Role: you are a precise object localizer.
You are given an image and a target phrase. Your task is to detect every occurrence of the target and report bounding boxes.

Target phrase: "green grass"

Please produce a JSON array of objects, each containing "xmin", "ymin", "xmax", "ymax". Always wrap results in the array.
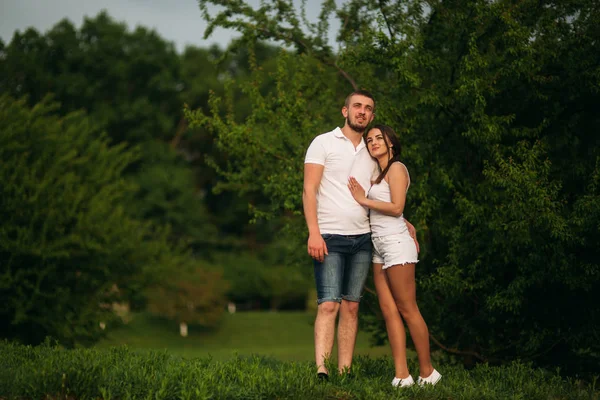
[
  {"xmin": 4, "ymin": 311, "xmax": 592, "ymax": 399},
  {"xmin": 96, "ymin": 311, "xmax": 392, "ymax": 361},
  {"xmin": 2, "ymin": 341, "xmax": 597, "ymax": 400}
]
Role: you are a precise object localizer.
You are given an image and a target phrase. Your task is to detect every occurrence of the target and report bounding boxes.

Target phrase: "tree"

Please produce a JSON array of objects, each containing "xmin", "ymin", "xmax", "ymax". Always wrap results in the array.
[
  {"xmin": 0, "ymin": 12, "xmax": 218, "ymax": 251},
  {"xmin": 191, "ymin": 0, "xmax": 600, "ymax": 374},
  {"xmin": 0, "ymin": 12, "xmax": 182, "ymax": 144},
  {"xmin": 179, "ymin": 41, "xmax": 282, "ymax": 244},
  {"xmin": 0, "ymin": 95, "xmax": 226, "ymax": 345},
  {"xmin": 180, "ymin": 40, "xmax": 318, "ymax": 308},
  {"xmin": 1, "ymin": 12, "xmax": 313, "ymax": 318}
]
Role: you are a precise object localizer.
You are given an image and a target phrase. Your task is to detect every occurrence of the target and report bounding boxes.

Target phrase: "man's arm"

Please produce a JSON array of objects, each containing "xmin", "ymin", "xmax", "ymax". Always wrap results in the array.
[
  {"xmin": 404, "ymin": 219, "xmax": 420, "ymax": 254},
  {"xmin": 303, "ymin": 163, "xmax": 328, "ymax": 262}
]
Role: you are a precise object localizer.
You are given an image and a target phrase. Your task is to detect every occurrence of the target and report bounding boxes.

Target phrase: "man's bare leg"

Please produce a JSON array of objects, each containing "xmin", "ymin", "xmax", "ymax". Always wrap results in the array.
[
  {"xmin": 315, "ymin": 301, "xmax": 340, "ymax": 374},
  {"xmin": 337, "ymin": 299, "xmax": 359, "ymax": 373}
]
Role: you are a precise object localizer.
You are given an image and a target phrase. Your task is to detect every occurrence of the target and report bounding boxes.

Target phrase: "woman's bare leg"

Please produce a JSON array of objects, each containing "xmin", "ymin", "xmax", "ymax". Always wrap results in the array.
[
  {"xmin": 373, "ymin": 263, "xmax": 410, "ymax": 379},
  {"xmin": 386, "ymin": 263, "xmax": 433, "ymax": 377}
]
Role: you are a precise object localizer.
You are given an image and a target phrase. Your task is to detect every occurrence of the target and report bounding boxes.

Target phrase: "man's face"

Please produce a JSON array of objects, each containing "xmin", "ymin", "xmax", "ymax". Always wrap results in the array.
[{"xmin": 342, "ymin": 95, "xmax": 375, "ymax": 133}]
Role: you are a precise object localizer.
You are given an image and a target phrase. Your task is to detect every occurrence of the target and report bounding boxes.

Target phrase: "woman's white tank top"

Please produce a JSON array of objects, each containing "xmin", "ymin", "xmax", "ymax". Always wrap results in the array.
[{"xmin": 367, "ymin": 162, "xmax": 410, "ymax": 237}]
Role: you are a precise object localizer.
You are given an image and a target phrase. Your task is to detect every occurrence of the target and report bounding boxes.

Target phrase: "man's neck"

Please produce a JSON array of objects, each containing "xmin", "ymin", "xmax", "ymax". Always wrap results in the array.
[{"xmin": 341, "ymin": 125, "xmax": 364, "ymax": 147}]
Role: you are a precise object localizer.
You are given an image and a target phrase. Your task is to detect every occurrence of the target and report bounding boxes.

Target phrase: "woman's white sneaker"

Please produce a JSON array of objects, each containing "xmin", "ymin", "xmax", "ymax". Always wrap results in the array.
[
  {"xmin": 417, "ymin": 369, "xmax": 442, "ymax": 386},
  {"xmin": 391, "ymin": 375, "xmax": 415, "ymax": 387}
]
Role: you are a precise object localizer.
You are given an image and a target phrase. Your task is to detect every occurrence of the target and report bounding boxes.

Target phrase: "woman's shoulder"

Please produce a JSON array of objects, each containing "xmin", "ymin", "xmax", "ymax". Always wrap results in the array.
[
  {"xmin": 388, "ymin": 161, "xmax": 409, "ymax": 176},
  {"xmin": 384, "ymin": 161, "xmax": 409, "ymax": 184}
]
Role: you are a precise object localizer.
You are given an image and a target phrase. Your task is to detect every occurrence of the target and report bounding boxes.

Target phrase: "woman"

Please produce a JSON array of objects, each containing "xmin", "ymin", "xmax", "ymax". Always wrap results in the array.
[{"xmin": 347, "ymin": 124, "xmax": 441, "ymax": 387}]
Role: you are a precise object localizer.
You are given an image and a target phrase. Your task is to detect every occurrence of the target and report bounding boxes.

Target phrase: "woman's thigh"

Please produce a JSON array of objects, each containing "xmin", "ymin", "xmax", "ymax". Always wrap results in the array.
[
  {"xmin": 373, "ymin": 263, "xmax": 398, "ymax": 312},
  {"xmin": 385, "ymin": 263, "xmax": 417, "ymax": 306}
]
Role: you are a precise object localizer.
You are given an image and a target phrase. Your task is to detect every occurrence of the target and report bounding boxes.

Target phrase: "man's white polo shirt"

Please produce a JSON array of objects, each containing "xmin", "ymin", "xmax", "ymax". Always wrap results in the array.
[{"xmin": 305, "ymin": 127, "xmax": 378, "ymax": 235}]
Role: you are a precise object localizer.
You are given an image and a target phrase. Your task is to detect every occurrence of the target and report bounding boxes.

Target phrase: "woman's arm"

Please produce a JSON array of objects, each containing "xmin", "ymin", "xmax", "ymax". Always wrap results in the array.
[{"xmin": 348, "ymin": 162, "xmax": 408, "ymax": 217}]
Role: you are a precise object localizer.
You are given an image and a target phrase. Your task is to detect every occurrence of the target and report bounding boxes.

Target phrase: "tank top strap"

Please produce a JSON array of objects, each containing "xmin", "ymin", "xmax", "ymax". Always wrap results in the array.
[{"xmin": 390, "ymin": 161, "xmax": 410, "ymax": 190}]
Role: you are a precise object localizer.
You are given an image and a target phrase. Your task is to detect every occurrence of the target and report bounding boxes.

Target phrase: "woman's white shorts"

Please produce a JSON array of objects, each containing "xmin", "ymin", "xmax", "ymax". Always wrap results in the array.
[{"xmin": 372, "ymin": 233, "xmax": 419, "ymax": 269}]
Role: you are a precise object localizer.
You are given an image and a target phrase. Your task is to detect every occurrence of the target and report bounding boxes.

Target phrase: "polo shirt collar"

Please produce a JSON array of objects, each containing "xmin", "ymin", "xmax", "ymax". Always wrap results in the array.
[
  {"xmin": 335, "ymin": 127, "xmax": 367, "ymax": 152},
  {"xmin": 333, "ymin": 127, "xmax": 345, "ymax": 138}
]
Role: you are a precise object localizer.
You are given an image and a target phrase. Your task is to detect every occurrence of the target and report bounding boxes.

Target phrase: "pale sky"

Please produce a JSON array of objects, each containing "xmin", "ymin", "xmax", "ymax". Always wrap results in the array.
[{"xmin": 0, "ymin": 0, "xmax": 339, "ymax": 53}]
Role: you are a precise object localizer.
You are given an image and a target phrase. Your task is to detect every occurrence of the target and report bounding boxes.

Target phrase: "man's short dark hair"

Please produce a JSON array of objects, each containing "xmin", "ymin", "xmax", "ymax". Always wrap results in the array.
[{"xmin": 344, "ymin": 90, "xmax": 376, "ymax": 113}]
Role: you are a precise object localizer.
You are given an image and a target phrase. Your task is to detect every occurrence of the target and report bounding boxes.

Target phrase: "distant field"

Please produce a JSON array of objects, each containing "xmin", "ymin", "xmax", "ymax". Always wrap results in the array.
[{"xmin": 96, "ymin": 311, "xmax": 393, "ymax": 362}]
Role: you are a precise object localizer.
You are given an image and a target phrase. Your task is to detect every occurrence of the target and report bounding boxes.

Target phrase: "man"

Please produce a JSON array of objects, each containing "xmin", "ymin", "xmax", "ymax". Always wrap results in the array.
[{"xmin": 303, "ymin": 90, "xmax": 417, "ymax": 378}]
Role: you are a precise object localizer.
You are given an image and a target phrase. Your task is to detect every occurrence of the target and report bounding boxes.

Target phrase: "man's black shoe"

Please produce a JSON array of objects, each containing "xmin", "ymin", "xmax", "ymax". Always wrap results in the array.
[{"xmin": 317, "ymin": 372, "xmax": 329, "ymax": 381}]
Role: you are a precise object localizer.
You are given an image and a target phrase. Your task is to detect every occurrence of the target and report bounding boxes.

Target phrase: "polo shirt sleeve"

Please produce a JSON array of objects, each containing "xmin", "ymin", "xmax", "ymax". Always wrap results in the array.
[
  {"xmin": 370, "ymin": 162, "xmax": 380, "ymax": 182},
  {"xmin": 304, "ymin": 135, "xmax": 326, "ymax": 165}
]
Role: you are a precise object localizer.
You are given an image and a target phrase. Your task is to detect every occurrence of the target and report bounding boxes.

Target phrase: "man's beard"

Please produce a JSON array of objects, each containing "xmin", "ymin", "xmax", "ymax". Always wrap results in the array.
[{"xmin": 347, "ymin": 116, "xmax": 368, "ymax": 133}]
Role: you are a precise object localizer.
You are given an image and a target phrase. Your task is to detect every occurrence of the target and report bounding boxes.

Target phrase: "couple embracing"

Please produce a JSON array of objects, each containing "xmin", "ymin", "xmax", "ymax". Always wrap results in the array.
[{"xmin": 302, "ymin": 90, "xmax": 441, "ymax": 387}]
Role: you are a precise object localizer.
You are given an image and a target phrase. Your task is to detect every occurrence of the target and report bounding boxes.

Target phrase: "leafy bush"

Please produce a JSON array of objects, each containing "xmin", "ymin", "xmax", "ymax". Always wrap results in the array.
[
  {"xmin": 146, "ymin": 265, "xmax": 227, "ymax": 328},
  {"xmin": 215, "ymin": 236, "xmax": 312, "ymax": 310}
]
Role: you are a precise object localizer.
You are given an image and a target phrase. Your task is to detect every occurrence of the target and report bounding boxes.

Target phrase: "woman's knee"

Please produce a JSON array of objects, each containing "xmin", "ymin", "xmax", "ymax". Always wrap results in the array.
[
  {"xmin": 396, "ymin": 301, "xmax": 419, "ymax": 319},
  {"xmin": 380, "ymin": 303, "xmax": 400, "ymax": 321}
]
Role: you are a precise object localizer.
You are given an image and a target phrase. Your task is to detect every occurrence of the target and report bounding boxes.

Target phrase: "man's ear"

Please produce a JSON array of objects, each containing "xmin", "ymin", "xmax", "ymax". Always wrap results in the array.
[{"xmin": 341, "ymin": 106, "xmax": 348, "ymax": 118}]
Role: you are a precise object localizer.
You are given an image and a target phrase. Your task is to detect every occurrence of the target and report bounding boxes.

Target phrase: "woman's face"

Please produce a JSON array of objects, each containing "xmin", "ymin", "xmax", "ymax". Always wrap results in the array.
[{"xmin": 366, "ymin": 128, "xmax": 391, "ymax": 158}]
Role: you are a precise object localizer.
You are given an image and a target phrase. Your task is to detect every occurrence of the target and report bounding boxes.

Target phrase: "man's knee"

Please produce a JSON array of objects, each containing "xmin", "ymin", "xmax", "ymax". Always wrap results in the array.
[
  {"xmin": 318, "ymin": 301, "xmax": 340, "ymax": 316},
  {"xmin": 340, "ymin": 300, "xmax": 360, "ymax": 317}
]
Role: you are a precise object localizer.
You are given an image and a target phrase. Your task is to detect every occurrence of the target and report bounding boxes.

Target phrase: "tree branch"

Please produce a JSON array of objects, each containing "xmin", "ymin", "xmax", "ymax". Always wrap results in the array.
[
  {"xmin": 524, "ymin": 337, "xmax": 564, "ymax": 361},
  {"xmin": 252, "ymin": 25, "xmax": 358, "ymax": 90},
  {"xmin": 170, "ymin": 117, "xmax": 187, "ymax": 149},
  {"xmin": 363, "ymin": 285, "xmax": 376, "ymax": 296},
  {"xmin": 429, "ymin": 333, "xmax": 487, "ymax": 362},
  {"xmin": 378, "ymin": 0, "xmax": 396, "ymax": 42}
]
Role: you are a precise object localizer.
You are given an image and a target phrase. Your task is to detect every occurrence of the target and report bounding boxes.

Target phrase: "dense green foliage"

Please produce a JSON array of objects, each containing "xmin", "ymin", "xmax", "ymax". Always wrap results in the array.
[
  {"xmin": 0, "ymin": 12, "xmax": 216, "ymax": 249},
  {"xmin": 0, "ymin": 96, "xmax": 223, "ymax": 345},
  {"xmin": 192, "ymin": 0, "xmax": 600, "ymax": 374},
  {"xmin": 0, "ymin": 12, "xmax": 180, "ymax": 144},
  {"xmin": 0, "ymin": 11, "xmax": 313, "ymax": 346},
  {"xmin": 1, "ymin": 341, "xmax": 597, "ymax": 399}
]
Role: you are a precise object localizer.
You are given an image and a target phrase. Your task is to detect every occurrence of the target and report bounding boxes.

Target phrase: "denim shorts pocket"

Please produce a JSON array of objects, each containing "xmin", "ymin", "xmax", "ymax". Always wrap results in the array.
[{"xmin": 322, "ymin": 234, "xmax": 334, "ymax": 241}]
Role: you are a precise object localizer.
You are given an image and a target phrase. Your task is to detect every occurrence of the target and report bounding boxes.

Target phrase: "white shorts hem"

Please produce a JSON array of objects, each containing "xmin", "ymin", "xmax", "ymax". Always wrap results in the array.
[{"xmin": 381, "ymin": 260, "xmax": 419, "ymax": 270}]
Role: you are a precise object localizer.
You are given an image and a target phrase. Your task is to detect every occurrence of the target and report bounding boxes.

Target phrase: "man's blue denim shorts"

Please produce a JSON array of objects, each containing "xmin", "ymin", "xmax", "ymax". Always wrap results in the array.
[{"xmin": 313, "ymin": 233, "xmax": 372, "ymax": 304}]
